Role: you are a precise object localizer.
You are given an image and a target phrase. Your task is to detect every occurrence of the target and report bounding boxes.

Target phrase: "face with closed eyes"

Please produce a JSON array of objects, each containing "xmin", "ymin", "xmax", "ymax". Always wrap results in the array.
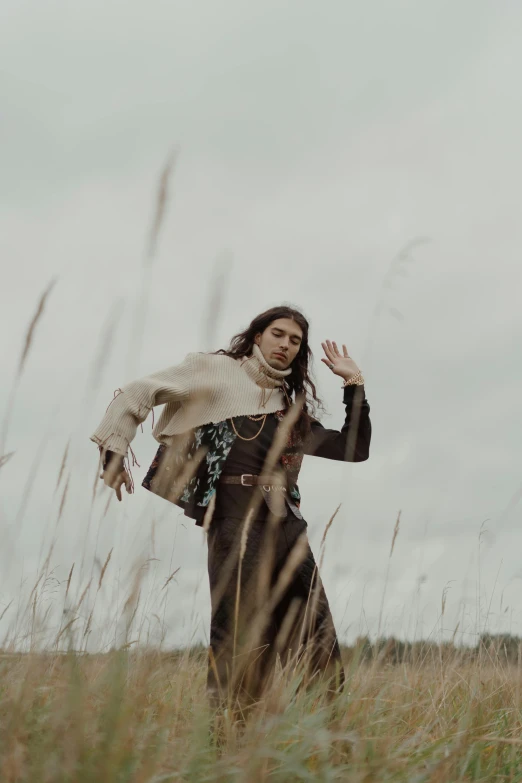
[{"xmin": 254, "ymin": 318, "xmax": 304, "ymax": 370}]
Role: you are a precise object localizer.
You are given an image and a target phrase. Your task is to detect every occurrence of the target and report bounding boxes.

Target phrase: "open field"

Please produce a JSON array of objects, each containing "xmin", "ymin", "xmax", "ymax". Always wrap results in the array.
[
  {"xmin": 1, "ymin": 645, "xmax": 522, "ymax": 782},
  {"xmin": 1, "ymin": 282, "xmax": 519, "ymax": 781},
  {"xmin": 3, "ymin": 1, "xmax": 522, "ymax": 779}
]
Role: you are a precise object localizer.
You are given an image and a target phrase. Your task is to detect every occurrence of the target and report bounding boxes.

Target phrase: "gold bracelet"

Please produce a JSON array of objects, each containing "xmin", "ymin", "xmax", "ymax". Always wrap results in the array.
[{"xmin": 342, "ymin": 370, "xmax": 365, "ymax": 387}]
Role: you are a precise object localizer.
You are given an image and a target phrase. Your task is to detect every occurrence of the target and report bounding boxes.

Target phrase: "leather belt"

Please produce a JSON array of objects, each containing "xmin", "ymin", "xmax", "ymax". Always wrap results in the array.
[{"xmin": 219, "ymin": 474, "xmax": 287, "ymax": 492}]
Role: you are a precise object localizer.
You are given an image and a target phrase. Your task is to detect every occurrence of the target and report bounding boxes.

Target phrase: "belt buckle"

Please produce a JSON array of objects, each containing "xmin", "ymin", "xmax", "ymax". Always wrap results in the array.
[{"xmin": 240, "ymin": 474, "xmax": 255, "ymax": 486}]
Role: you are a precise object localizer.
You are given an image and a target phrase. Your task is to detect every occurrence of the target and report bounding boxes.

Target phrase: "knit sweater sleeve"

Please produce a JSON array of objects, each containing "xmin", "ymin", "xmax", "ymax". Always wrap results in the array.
[{"xmin": 90, "ymin": 353, "xmax": 194, "ymax": 456}]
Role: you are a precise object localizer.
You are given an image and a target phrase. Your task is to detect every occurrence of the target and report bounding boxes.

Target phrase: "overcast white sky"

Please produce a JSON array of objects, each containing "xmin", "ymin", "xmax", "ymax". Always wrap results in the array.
[{"xmin": 1, "ymin": 0, "xmax": 521, "ymax": 650}]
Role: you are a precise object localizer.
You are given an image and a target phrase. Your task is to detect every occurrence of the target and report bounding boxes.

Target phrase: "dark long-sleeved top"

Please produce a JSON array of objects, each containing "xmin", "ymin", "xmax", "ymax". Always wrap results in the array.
[{"xmin": 214, "ymin": 384, "xmax": 371, "ymax": 521}]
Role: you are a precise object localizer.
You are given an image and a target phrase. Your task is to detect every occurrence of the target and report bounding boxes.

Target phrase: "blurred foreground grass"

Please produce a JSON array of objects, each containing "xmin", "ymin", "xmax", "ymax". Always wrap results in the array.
[
  {"xmin": 1, "ymin": 646, "xmax": 522, "ymax": 782},
  {"xmin": 6, "ymin": 172, "xmax": 520, "ymax": 780}
]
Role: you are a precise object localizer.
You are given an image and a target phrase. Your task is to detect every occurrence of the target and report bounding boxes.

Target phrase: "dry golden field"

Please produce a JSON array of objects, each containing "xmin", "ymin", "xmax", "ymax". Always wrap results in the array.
[
  {"xmin": 2, "ymin": 194, "xmax": 521, "ymax": 781},
  {"xmin": 1, "ymin": 644, "xmax": 522, "ymax": 782}
]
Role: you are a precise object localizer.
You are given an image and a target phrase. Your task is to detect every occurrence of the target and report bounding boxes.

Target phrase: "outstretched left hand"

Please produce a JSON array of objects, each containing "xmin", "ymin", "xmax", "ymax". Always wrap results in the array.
[{"xmin": 321, "ymin": 340, "xmax": 361, "ymax": 382}]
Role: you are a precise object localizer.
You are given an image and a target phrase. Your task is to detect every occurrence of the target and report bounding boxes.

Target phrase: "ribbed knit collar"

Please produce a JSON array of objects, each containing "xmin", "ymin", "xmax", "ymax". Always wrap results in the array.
[{"xmin": 241, "ymin": 343, "xmax": 292, "ymax": 389}]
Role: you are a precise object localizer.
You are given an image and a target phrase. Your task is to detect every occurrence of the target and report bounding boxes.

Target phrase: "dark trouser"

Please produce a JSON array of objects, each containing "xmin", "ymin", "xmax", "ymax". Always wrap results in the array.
[{"xmin": 206, "ymin": 512, "xmax": 345, "ymax": 708}]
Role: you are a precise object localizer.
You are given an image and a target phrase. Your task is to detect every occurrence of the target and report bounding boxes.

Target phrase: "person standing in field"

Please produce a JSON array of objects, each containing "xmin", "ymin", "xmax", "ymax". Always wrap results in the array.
[{"xmin": 91, "ymin": 305, "xmax": 371, "ymax": 708}]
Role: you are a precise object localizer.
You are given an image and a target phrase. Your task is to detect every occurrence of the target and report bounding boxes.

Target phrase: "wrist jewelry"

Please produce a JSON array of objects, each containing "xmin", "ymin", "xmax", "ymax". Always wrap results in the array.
[{"xmin": 342, "ymin": 370, "xmax": 365, "ymax": 387}]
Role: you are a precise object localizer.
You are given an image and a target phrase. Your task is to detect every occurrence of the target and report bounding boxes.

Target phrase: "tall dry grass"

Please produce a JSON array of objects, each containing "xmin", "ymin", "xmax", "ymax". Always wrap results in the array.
[
  {"xmin": 1, "ymin": 646, "xmax": 522, "ymax": 781},
  {"xmin": 1, "ymin": 483, "xmax": 520, "ymax": 781},
  {"xmin": 2, "ymin": 159, "xmax": 520, "ymax": 781}
]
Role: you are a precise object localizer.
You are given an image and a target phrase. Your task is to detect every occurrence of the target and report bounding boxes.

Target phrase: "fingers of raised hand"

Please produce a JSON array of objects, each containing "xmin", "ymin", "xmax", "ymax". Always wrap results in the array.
[
  {"xmin": 321, "ymin": 341, "xmax": 336, "ymax": 363},
  {"xmin": 326, "ymin": 339, "xmax": 340, "ymax": 358},
  {"xmin": 323, "ymin": 340, "xmax": 350, "ymax": 363},
  {"xmin": 332, "ymin": 340, "xmax": 343, "ymax": 357}
]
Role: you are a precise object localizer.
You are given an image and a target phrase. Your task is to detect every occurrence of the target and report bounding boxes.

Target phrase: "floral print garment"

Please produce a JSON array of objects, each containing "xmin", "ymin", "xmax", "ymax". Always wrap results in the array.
[{"xmin": 180, "ymin": 419, "xmax": 237, "ymax": 507}]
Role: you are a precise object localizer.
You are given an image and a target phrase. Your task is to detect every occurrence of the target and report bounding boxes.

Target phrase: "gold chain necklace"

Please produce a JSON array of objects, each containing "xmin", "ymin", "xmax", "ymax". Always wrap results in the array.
[{"xmin": 230, "ymin": 414, "xmax": 267, "ymax": 441}]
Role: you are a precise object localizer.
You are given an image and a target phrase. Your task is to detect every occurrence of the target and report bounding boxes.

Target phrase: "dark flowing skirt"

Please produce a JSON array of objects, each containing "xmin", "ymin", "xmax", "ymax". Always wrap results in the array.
[{"xmin": 206, "ymin": 512, "xmax": 344, "ymax": 708}]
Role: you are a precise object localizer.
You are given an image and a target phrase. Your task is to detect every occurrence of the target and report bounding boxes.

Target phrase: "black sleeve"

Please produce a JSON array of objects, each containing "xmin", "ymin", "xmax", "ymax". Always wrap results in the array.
[
  {"xmin": 99, "ymin": 447, "xmax": 125, "ymax": 471},
  {"xmin": 302, "ymin": 384, "xmax": 371, "ymax": 462}
]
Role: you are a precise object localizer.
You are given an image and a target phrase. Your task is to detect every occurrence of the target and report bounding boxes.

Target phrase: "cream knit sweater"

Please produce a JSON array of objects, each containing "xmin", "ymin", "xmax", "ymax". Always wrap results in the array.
[{"xmin": 90, "ymin": 344, "xmax": 292, "ymax": 457}]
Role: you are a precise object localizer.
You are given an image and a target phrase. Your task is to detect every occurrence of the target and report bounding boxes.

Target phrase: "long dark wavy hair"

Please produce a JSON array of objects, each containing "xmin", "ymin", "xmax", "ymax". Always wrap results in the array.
[{"xmin": 215, "ymin": 305, "xmax": 324, "ymax": 438}]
